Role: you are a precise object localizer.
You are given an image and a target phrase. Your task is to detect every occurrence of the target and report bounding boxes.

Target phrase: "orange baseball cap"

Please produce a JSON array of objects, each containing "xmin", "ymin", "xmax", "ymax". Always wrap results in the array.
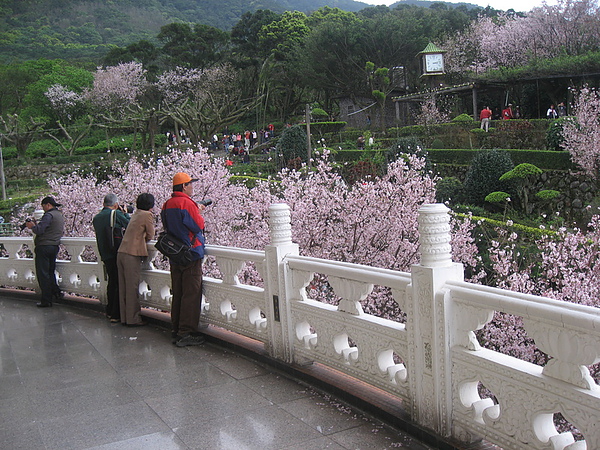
[{"xmin": 173, "ymin": 172, "xmax": 199, "ymax": 186}]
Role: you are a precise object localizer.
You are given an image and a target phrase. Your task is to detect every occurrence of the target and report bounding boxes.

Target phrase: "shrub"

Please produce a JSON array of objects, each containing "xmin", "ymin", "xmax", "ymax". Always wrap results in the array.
[
  {"xmin": 452, "ymin": 113, "xmax": 475, "ymax": 122},
  {"xmin": 387, "ymin": 136, "xmax": 426, "ymax": 163},
  {"xmin": 310, "ymin": 121, "xmax": 347, "ymax": 135},
  {"xmin": 311, "ymin": 108, "xmax": 328, "ymax": 120},
  {"xmin": 462, "ymin": 149, "xmax": 514, "ymax": 206},
  {"xmin": 470, "ymin": 128, "xmax": 486, "ymax": 134},
  {"xmin": 435, "ymin": 176, "xmax": 463, "ymax": 203},
  {"xmin": 276, "ymin": 124, "xmax": 308, "ymax": 167},
  {"xmin": 535, "ymin": 189, "xmax": 560, "ymax": 201},
  {"xmin": 2, "ymin": 146, "xmax": 18, "ymax": 160},
  {"xmin": 500, "ymin": 163, "xmax": 542, "ymax": 181},
  {"xmin": 25, "ymin": 139, "xmax": 61, "ymax": 158},
  {"xmin": 485, "ymin": 191, "xmax": 511, "ymax": 203},
  {"xmin": 430, "ymin": 138, "xmax": 445, "ymax": 149}
]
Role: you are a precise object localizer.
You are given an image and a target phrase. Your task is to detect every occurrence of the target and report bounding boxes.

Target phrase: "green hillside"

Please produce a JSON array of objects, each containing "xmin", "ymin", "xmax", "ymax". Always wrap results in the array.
[
  {"xmin": 0, "ymin": 0, "xmax": 363, "ymax": 62},
  {"xmin": 0, "ymin": 0, "xmax": 485, "ymax": 63}
]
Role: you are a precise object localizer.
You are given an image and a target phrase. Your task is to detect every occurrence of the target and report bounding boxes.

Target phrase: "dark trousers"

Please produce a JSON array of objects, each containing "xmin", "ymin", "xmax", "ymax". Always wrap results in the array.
[
  {"xmin": 34, "ymin": 245, "xmax": 60, "ymax": 305},
  {"xmin": 103, "ymin": 258, "xmax": 121, "ymax": 320},
  {"xmin": 170, "ymin": 259, "xmax": 203, "ymax": 336}
]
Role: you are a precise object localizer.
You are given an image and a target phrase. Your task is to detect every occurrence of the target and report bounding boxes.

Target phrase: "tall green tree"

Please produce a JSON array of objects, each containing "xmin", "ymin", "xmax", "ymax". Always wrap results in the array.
[{"xmin": 158, "ymin": 23, "xmax": 230, "ymax": 69}]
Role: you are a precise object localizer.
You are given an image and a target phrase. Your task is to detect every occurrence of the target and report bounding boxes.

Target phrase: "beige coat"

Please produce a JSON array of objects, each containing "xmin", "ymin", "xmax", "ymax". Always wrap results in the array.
[{"xmin": 118, "ymin": 209, "xmax": 155, "ymax": 256}]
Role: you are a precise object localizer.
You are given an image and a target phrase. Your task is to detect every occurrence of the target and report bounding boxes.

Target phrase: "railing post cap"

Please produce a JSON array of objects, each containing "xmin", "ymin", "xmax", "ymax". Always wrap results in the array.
[{"xmin": 418, "ymin": 203, "xmax": 450, "ymax": 215}]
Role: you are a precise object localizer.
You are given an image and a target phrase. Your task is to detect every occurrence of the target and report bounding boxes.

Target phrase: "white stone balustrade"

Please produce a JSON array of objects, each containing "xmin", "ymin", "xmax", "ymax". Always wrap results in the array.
[{"xmin": 1, "ymin": 203, "xmax": 599, "ymax": 450}]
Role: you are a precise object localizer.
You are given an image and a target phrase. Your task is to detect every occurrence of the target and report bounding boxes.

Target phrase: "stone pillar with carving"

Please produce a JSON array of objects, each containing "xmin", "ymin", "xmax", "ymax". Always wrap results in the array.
[
  {"xmin": 408, "ymin": 203, "xmax": 464, "ymax": 436},
  {"xmin": 264, "ymin": 203, "xmax": 299, "ymax": 362}
]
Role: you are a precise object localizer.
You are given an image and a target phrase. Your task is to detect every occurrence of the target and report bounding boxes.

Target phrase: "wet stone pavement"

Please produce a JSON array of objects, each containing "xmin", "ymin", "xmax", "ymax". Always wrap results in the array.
[{"xmin": 0, "ymin": 293, "xmax": 434, "ymax": 450}]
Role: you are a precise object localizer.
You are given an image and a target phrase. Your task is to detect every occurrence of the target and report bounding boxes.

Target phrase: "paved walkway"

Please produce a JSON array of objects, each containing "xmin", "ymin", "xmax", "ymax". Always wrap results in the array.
[{"xmin": 0, "ymin": 293, "xmax": 434, "ymax": 450}]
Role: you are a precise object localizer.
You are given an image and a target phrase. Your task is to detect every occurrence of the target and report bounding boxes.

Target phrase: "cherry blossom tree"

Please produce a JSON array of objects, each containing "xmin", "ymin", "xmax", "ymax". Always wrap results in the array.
[
  {"xmin": 483, "ymin": 214, "xmax": 600, "ymax": 381},
  {"xmin": 83, "ymin": 62, "xmax": 150, "ymax": 152},
  {"xmin": 561, "ymin": 86, "xmax": 600, "ymax": 178},
  {"xmin": 20, "ymin": 146, "xmax": 481, "ymax": 312},
  {"xmin": 415, "ymin": 96, "xmax": 449, "ymax": 126},
  {"xmin": 442, "ymin": 0, "xmax": 600, "ymax": 74},
  {"xmin": 83, "ymin": 62, "xmax": 148, "ymax": 115},
  {"xmin": 157, "ymin": 64, "xmax": 262, "ymax": 144},
  {"xmin": 45, "ymin": 84, "xmax": 83, "ymax": 123}
]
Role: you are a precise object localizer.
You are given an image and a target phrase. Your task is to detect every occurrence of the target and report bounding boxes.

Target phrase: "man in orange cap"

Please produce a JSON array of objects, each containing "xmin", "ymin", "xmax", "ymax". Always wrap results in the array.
[{"xmin": 161, "ymin": 172, "xmax": 207, "ymax": 347}]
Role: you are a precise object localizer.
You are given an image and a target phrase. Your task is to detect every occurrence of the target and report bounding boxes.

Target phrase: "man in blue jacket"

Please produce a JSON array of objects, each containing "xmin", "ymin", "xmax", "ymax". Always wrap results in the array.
[{"xmin": 161, "ymin": 172, "xmax": 207, "ymax": 347}]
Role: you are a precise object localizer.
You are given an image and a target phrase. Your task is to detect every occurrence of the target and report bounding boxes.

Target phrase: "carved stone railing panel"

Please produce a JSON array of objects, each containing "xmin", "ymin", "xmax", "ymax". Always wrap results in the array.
[
  {"xmin": 291, "ymin": 300, "xmax": 410, "ymax": 400},
  {"xmin": 452, "ymin": 348, "xmax": 600, "ymax": 449},
  {"xmin": 452, "ymin": 300, "xmax": 495, "ymax": 351},
  {"xmin": 523, "ymin": 319, "xmax": 600, "ymax": 390},
  {"xmin": 328, "ymin": 275, "xmax": 373, "ymax": 316},
  {"xmin": 215, "ymin": 257, "xmax": 245, "ymax": 285}
]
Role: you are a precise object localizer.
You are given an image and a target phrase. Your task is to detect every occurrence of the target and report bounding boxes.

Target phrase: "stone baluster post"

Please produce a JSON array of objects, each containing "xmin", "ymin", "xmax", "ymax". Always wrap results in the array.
[
  {"xmin": 408, "ymin": 203, "xmax": 464, "ymax": 436},
  {"xmin": 264, "ymin": 203, "xmax": 299, "ymax": 362}
]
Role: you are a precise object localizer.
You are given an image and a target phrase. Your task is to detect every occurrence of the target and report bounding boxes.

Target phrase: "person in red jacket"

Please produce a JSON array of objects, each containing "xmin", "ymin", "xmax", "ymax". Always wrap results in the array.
[
  {"xmin": 480, "ymin": 106, "xmax": 492, "ymax": 132},
  {"xmin": 161, "ymin": 172, "xmax": 207, "ymax": 347},
  {"xmin": 502, "ymin": 104, "xmax": 513, "ymax": 120}
]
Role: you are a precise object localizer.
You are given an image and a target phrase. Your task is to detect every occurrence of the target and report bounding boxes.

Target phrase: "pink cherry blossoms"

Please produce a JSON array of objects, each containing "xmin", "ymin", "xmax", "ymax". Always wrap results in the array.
[
  {"xmin": 442, "ymin": 0, "xmax": 600, "ymax": 74},
  {"xmin": 561, "ymin": 86, "xmax": 600, "ymax": 178}
]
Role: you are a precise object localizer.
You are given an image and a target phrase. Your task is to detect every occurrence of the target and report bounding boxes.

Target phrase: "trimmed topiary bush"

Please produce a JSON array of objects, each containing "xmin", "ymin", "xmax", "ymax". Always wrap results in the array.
[
  {"xmin": 535, "ymin": 189, "xmax": 560, "ymax": 201},
  {"xmin": 276, "ymin": 124, "xmax": 308, "ymax": 167},
  {"xmin": 311, "ymin": 108, "xmax": 328, "ymax": 120},
  {"xmin": 452, "ymin": 113, "xmax": 475, "ymax": 122},
  {"xmin": 462, "ymin": 149, "xmax": 514, "ymax": 206},
  {"xmin": 430, "ymin": 138, "xmax": 445, "ymax": 149},
  {"xmin": 485, "ymin": 191, "xmax": 511, "ymax": 203}
]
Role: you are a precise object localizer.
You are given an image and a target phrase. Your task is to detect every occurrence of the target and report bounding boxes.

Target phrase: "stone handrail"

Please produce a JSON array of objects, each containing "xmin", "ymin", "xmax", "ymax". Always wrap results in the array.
[{"xmin": 0, "ymin": 202, "xmax": 598, "ymax": 450}]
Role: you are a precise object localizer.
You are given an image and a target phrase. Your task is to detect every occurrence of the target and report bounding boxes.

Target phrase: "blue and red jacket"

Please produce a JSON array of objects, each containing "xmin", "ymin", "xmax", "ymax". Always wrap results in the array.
[{"xmin": 160, "ymin": 192, "xmax": 205, "ymax": 260}]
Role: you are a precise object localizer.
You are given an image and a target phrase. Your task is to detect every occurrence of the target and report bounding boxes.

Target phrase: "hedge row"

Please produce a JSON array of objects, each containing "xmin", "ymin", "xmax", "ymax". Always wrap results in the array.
[
  {"xmin": 463, "ymin": 214, "xmax": 557, "ymax": 240},
  {"xmin": 332, "ymin": 119, "xmax": 557, "ymax": 151},
  {"xmin": 330, "ymin": 148, "xmax": 571, "ymax": 170},
  {"xmin": 428, "ymin": 149, "xmax": 572, "ymax": 170},
  {"xmin": 4, "ymin": 152, "xmax": 118, "ymax": 167}
]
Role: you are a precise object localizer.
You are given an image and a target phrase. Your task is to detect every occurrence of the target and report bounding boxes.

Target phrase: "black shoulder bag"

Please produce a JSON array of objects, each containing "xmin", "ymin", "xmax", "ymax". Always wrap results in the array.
[{"xmin": 155, "ymin": 232, "xmax": 195, "ymax": 266}]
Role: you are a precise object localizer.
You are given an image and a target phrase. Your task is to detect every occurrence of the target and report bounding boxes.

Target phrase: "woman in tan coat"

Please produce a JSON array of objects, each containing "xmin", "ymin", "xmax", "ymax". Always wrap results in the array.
[{"xmin": 117, "ymin": 193, "xmax": 155, "ymax": 326}]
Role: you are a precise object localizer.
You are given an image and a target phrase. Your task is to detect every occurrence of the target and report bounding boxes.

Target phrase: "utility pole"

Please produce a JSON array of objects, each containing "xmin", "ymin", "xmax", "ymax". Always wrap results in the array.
[
  {"xmin": 0, "ymin": 134, "xmax": 6, "ymax": 201},
  {"xmin": 305, "ymin": 104, "xmax": 312, "ymax": 166}
]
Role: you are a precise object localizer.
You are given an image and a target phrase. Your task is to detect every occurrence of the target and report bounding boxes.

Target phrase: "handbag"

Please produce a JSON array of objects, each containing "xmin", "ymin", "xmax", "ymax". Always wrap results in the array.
[
  {"xmin": 154, "ymin": 231, "xmax": 195, "ymax": 266},
  {"xmin": 107, "ymin": 209, "xmax": 125, "ymax": 252}
]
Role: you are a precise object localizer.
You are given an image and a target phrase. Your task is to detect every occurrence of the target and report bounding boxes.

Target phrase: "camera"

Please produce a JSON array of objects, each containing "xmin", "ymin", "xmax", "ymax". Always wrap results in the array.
[
  {"xmin": 199, "ymin": 199, "xmax": 212, "ymax": 207},
  {"xmin": 19, "ymin": 218, "xmax": 32, "ymax": 231},
  {"xmin": 119, "ymin": 204, "xmax": 134, "ymax": 214}
]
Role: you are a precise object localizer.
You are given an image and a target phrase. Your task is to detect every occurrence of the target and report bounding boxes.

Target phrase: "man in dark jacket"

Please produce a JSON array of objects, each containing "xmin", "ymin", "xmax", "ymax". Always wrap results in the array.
[
  {"xmin": 92, "ymin": 193, "xmax": 130, "ymax": 322},
  {"xmin": 26, "ymin": 196, "xmax": 64, "ymax": 307},
  {"xmin": 161, "ymin": 172, "xmax": 207, "ymax": 347}
]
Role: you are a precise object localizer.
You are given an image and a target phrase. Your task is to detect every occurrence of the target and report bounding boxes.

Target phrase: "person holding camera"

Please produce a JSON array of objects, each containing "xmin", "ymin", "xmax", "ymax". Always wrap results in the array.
[
  {"xmin": 25, "ymin": 197, "xmax": 64, "ymax": 307},
  {"xmin": 161, "ymin": 172, "xmax": 207, "ymax": 347},
  {"xmin": 92, "ymin": 193, "xmax": 130, "ymax": 322},
  {"xmin": 117, "ymin": 193, "xmax": 155, "ymax": 327}
]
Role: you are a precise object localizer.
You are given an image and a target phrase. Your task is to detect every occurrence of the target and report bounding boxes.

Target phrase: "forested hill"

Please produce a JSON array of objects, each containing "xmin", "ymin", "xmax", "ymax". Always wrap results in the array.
[{"xmin": 0, "ymin": 0, "xmax": 480, "ymax": 63}]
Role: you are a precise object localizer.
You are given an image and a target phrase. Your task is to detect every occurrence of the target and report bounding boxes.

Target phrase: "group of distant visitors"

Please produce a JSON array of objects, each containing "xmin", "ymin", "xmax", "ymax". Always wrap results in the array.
[
  {"xmin": 24, "ymin": 172, "xmax": 209, "ymax": 347},
  {"xmin": 479, "ymin": 101, "xmax": 567, "ymax": 132}
]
